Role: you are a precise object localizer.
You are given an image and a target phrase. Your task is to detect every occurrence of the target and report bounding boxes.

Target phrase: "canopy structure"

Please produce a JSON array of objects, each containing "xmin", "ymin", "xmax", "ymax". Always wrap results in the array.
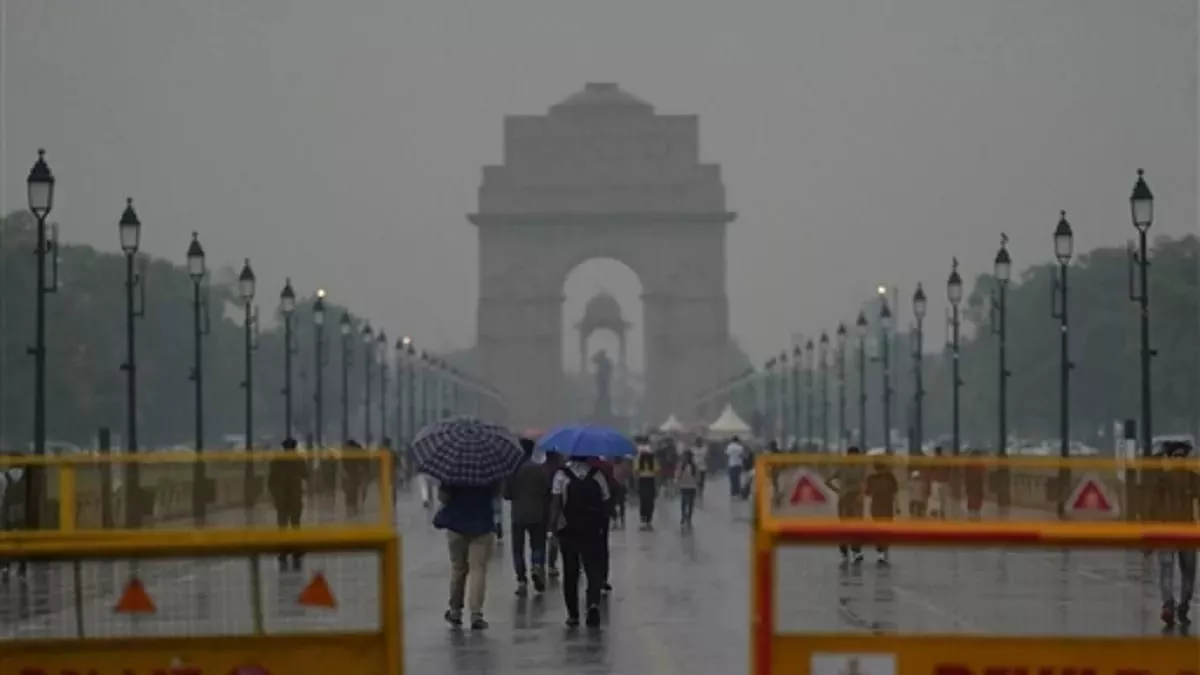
[
  {"xmin": 707, "ymin": 403, "xmax": 751, "ymax": 437},
  {"xmin": 659, "ymin": 414, "xmax": 686, "ymax": 433}
]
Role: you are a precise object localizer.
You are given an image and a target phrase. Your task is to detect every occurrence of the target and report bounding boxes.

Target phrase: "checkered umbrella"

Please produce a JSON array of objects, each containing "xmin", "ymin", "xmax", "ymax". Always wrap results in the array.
[{"xmin": 411, "ymin": 416, "xmax": 524, "ymax": 486}]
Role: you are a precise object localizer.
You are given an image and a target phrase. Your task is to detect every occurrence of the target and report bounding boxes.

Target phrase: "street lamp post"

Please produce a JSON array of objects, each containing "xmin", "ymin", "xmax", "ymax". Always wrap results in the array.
[
  {"xmin": 25, "ymin": 150, "xmax": 56, "ymax": 530},
  {"xmin": 1128, "ymin": 170, "xmax": 1154, "ymax": 453},
  {"xmin": 1052, "ymin": 211, "xmax": 1074, "ymax": 516},
  {"xmin": 238, "ymin": 259, "xmax": 258, "ymax": 518},
  {"xmin": 991, "ymin": 235, "xmax": 1012, "ymax": 509},
  {"xmin": 119, "ymin": 199, "xmax": 146, "ymax": 527},
  {"xmin": 313, "ymin": 291, "xmax": 327, "ymax": 448},
  {"xmin": 362, "ymin": 323, "xmax": 375, "ymax": 446},
  {"xmin": 879, "ymin": 299, "xmax": 893, "ymax": 454},
  {"xmin": 819, "ymin": 332, "xmax": 830, "ymax": 452},
  {"xmin": 855, "ymin": 312, "xmax": 868, "ymax": 448},
  {"xmin": 404, "ymin": 339, "xmax": 416, "ymax": 440},
  {"xmin": 912, "ymin": 284, "xmax": 927, "ymax": 454},
  {"xmin": 805, "ymin": 339, "xmax": 815, "ymax": 451},
  {"xmin": 186, "ymin": 233, "xmax": 209, "ymax": 523},
  {"xmin": 836, "ymin": 323, "xmax": 847, "ymax": 450},
  {"xmin": 791, "ymin": 346, "xmax": 802, "ymax": 449},
  {"xmin": 280, "ymin": 279, "xmax": 296, "ymax": 439},
  {"xmin": 339, "ymin": 313, "xmax": 352, "ymax": 444},
  {"xmin": 777, "ymin": 352, "xmax": 788, "ymax": 445},
  {"xmin": 378, "ymin": 331, "xmax": 388, "ymax": 443},
  {"xmin": 1128, "ymin": 170, "xmax": 1154, "ymax": 519},
  {"xmin": 394, "ymin": 337, "xmax": 407, "ymax": 445},
  {"xmin": 946, "ymin": 259, "xmax": 963, "ymax": 459}
]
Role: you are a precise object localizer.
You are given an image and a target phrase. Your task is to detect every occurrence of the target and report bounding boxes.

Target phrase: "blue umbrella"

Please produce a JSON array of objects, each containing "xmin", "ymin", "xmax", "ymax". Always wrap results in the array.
[
  {"xmin": 537, "ymin": 425, "xmax": 636, "ymax": 458},
  {"xmin": 411, "ymin": 416, "xmax": 524, "ymax": 486}
]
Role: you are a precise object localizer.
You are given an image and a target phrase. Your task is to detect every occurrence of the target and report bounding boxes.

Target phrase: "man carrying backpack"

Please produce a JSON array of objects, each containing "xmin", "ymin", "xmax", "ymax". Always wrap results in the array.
[{"xmin": 548, "ymin": 453, "xmax": 610, "ymax": 628}]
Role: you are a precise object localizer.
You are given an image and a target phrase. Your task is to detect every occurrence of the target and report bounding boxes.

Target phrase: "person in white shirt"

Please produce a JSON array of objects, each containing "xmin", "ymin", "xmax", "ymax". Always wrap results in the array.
[
  {"xmin": 548, "ymin": 457, "xmax": 611, "ymax": 628},
  {"xmin": 725, "ymin": 436, "xmax": 747, "ymax": 500},
  {"xmin": 688, "ymin": 437, "xmax": 708, "ymax": 502}
]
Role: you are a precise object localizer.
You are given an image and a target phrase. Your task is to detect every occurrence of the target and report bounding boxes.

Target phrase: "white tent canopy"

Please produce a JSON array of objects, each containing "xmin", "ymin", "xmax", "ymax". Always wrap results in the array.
[
  {"xmin": 707, "ymin": 403, "xmax": 751, "ymax": 437},
  {"xmin": 659, "ymin": 414, "xmax": 686, "ymax": 433}
]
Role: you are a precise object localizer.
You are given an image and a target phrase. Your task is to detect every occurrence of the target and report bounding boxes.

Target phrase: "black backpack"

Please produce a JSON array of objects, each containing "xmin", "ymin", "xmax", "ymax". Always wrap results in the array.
[{"xmin": 562, "ymin": 467, "xmax": 608, "ymax": 533}]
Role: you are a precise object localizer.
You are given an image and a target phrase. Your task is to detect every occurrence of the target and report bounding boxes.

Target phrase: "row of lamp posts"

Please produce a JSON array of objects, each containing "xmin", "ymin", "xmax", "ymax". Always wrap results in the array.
[
  {"xmin": 746, "ymin": 170, "xmax": 1156, "ymax": 513},
  {"xmin": 21, "ymin": 149, "xmax": 503, "ymax": 530}
]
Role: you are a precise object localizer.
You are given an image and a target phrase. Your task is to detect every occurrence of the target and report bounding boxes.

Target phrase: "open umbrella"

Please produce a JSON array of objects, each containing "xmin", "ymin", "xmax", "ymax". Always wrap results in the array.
[
  {"xmin": 411, "ymin": 416, "xmax": 524, "ymax": 486},
  {"xmin": 537, "ymin": 425, "xmax": 636, "ymax": 459}
]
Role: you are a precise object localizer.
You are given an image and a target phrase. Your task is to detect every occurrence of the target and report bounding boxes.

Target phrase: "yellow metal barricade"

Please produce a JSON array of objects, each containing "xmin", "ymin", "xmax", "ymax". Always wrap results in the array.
[
  {"xmin": 752, "ymin": 453, "xmax": 1200, "ymax": 675},
  {"xmin": 0, "ymin": 449, "xmax": 402, "ymax": 675}
]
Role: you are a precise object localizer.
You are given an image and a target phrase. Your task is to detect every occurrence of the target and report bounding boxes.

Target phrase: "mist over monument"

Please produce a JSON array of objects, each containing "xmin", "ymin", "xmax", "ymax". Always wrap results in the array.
[{"xmin": 469, "ymin": 83, "xmax": 738, "ymax": 430}]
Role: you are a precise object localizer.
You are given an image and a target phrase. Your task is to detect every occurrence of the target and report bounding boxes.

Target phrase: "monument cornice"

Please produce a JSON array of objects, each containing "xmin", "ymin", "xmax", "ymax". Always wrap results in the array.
[{"xmin": 468, "ymin": 211, "xmax": 737, "ymax": 227}]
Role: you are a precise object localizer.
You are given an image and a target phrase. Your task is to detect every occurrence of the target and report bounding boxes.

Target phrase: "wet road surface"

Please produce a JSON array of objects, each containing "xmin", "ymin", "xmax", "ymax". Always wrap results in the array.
[{"xmin": 1, "ymin": 476, "xmax": 1187, "ymax": 674}]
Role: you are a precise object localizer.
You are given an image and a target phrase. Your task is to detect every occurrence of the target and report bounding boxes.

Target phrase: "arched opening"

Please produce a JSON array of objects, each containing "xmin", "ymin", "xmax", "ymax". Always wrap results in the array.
[{"xmin": 561, "ymin": 258, "xmax": 644, "ymax": 429}]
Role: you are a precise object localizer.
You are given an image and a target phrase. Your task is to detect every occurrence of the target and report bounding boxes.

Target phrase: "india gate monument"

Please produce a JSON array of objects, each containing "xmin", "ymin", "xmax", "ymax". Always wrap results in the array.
[{"xmin": 469, "ymin": 83, "xmax": 737, "ymax": 430}]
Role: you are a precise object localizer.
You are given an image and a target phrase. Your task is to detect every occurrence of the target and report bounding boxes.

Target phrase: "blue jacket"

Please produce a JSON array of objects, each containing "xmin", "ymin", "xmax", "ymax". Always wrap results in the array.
[{"xmin": 433, "ymin": 485, "xmax": 496, "ymax": 535}]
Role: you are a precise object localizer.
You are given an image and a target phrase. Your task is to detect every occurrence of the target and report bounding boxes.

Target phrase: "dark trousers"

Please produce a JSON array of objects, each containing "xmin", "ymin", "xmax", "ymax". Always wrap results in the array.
[
  {"xmin": 637, "ymin": 477, "xmax": 657, "ymax": 523},
  {"xmin": 680, "ymin": 488, "xmax": 697, "ymax": 524},
  {"xmin": 598, "ymin": 524, "xmax": 610, "ymax": 585},
  {"xmin": 558, "ymin": 528, "xmax": 604, "ymax": 619},
  {"xmin": 276, "ymin": 506, "xmax": 303, "ymax": 567},
  {"xmin": 511, "ymin": 521, "xmax": 547, "ymax": 582}
]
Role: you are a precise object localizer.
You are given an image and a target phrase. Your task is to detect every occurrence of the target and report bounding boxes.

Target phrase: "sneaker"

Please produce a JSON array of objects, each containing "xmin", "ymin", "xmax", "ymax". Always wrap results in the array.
[
  {"xmin": 601, "ymin": 583, "xmax": 612, "ymax": 595},
  {"xmin": 565, "ymin": 615, "xmax": 580, "ymax": 628},
  {"xmin": 1178, "ymin": 604, "xmax": 1191, "ymax": 625},
  {"xmin": 585, "ymin": 605, "xmax": 601, "ymax": 628},
  {"xmin": 876, "ymin": 555, "xmax": 890, "ymax": 567},
  {"xmin": 852, "ymin": 552, "xmax": 865, "ymax": 565},
  {"xmin": 1161, "ymin": 602, "xmax": 1176, "ymax": 626},
  {"xmin": 515, "ymin": 581, "xmax": 528, "ymax": 597},
  {"xmin": 531, "ymin": 569, "xmax": 546, "ymax": 593},
  {"xmin": 470, "ymin": 614, "xmax": 488, "ymax": 630},
  {"xmin": 444, "ymin": 609, "xmax": 462, "ymax": 627}
]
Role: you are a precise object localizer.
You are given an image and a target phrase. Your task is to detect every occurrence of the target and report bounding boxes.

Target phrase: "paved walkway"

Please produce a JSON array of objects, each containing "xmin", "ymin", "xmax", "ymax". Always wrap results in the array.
[{"xmin": 0, "ymin": 476, "xmax": 1187, "ymax": 674}]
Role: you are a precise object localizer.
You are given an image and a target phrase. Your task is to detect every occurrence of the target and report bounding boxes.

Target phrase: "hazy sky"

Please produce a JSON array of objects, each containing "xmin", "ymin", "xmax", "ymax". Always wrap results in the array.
[{"xmin": 2, "ymin": 0, "xmax": 1195, "ymax": 371}]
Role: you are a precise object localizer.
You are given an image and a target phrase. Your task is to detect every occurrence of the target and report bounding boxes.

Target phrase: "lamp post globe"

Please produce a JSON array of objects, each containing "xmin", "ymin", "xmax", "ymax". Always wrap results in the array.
[
  {"xmin": 994, "ymin": 244, "xmax": 1012, "ymax": 286},
  {"xmin": 280, "ymin": 279, "xmax": 296, "ymax": 315},
  {"xmin": 912, "ymin": 283, "xmax": 927, "ymax": 319},
  {"xmin": 947, "ymin": 262, "xmax": 963, "ymax": 307},
  {"xmin": 340, "ymin": 312, "xmax": 352, "ymax": 336},
  {"xmin": 187, "ymin": 232, "xmax": 206, "ymax": 280},
  {"xmin": 26, "ymin": 149, "xmax": 55, "ymax": 217},
  {"xmin": 1130, "ymin": 168, "xmax": 1153, "ymax": 232},
  {"xmin": 119, "ymin": 198, "xmax": 141, "ymax": 255},
  {"xmin": 238, "ymin": 259, "xmax": 256, "ymax": 302},
  {"xmin": 313, "ymin": 290, "xmax": 326, "ymax": 326},
  {"xmin": 1054, "ymin": 211, "xmax": 1074, "ymax": 265},
  {"xmin": 855, "ymin": 311, "xmax": 867, "ymax": 338}
]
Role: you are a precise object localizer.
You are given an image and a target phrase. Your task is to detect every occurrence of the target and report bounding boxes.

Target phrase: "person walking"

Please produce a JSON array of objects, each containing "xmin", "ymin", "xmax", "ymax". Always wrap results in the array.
[
  {"xmin": 690, "ymin": 437, "xmax": 708, "ymax": 503},
  {"xmin": 268, "ymin": 437, "xmax": 308, "ymax": 570},
  {"xmin": 676, "ymin": 449, "xmax": 700, "ymax": 529},
  {"xmin": 1151, "ymin": 440, "xmax": 1198, "ymax": 627},
  {"xmin": 634, "ymin": 438, "xmax": 659, "ymax": 530},
  {"xmin": 434, "ymin": 481, "xmax": 500, "ymax": 630},
  {"xmin": 543, "ymin": 450, "xmax": 564, "ymax": 578},
  {"xmin": 610, "ymin": 457, "xmax": 631, "ymax": 529},
  {"xmin": 725, "ymin": 436, "xmax": 747, "ymax": 501},
  {"xmin": 548, "ymin": 454, "xmax": 611, "ymax": 628},
  {"xmin": 505, "ymin": 439, "xmax": 551, "ymax": 596},
  {"xmin": 865, "ymin": 456, "xmax": 899, "ymax": 565},
  {"xmin": 928, "ymin": 446, "xmax": 951, "ymax": 519},
  {"xmin": 343, "ymin": 439, "xmax": 367, "ymax": 517},
  {"xmin": 828, "ymin": 446, "xmax": 866, "ymax": 564}
]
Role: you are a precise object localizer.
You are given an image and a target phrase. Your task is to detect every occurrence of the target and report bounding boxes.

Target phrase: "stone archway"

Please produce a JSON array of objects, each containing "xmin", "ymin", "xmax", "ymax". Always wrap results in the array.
[{"xmin": 469, "ymin": 83, "xmax": 736, "ymax": 429}]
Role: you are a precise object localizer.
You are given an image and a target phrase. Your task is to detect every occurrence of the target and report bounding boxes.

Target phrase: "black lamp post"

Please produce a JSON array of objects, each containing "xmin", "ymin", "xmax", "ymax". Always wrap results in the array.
[
  {"xmin": 238, "ymin": 259, "xmax": 258, "ymax": 517},
  {"xmin": 186, "ymin": 233, "xmax": 209, "ymax": 523},
  {"xmin": 777, "ymin": 352, "xmax": 788, "ymax": 445},
  {"xmin": 339, "ymin": 312, "xmax": 352, "ymax": 444},
  {"xmin": 819, "ymin": 331, "xmax": 830, "ymax": 452},
  {"xmin": 403, "ymin": 338, "xmax": 416, "ymax": 440},
  {"xmin": 24, "ymin": 150, "xmax": 56, "ymax": 535},
  {"xmin": 946, "ymin": 259, "xmax": 963, "ymax": 457},
  {"xmin": 280, "ymin": 279, "xmax": 297, "ymax": 438},
  {"xmin": 804, "ymin": 339, "xmax": 815, "ymax": 451},
  {"xmin": 394, "ymin": 337, "xmax": 407, "ymax": 445},
  {"xmin": 119, "ymin": 198, "xmax": 147, "ymax": 527},
  {"xmin": 879, "ymin": 298, "xmax": 893, "ymax": 454},
  {"xmin": 836, "ymin": 323, "xmax": 847, "ymax": 450},
  {"xmin": 362, "ymin": 322, "xmax": 375, "ymax": 446},
  {"xmin": 378, "ymin": 331, "xmax": 388, "ymax": 443},
  {"xmin": 791, "ymin": 345, "xmax": 802, "ymax": 449},
  {"xmin": 911, "ymin": 284, "xmax": 927, "ymax": 453},
  {"xmin": 991, "ymin": 235, "xmax": 1012, "ymax": 510},
  {"xmin": 313, "ymin": 291, "xmax": 327, "ymax": 448},
  {"xmin": 419, "ymin": 351, "xmax": 432, "ymax": 425},
  {"xmin": 1128, "ymin": 170, "xmax": 1154, "ymax": 463},
  {"xmin": 1051, "ymin": 211, "xmax": 1074, "ymax": 515},
  {"xmin": 855, "ymin": 312, "xmax": 868, "ymax": 448}
]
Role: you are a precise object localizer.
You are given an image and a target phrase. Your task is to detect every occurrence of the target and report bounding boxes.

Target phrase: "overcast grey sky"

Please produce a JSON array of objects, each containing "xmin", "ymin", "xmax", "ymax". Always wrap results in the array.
[{"xmin": 2, "ymin": 0, "xmax": 1195, "ymax": 370}]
